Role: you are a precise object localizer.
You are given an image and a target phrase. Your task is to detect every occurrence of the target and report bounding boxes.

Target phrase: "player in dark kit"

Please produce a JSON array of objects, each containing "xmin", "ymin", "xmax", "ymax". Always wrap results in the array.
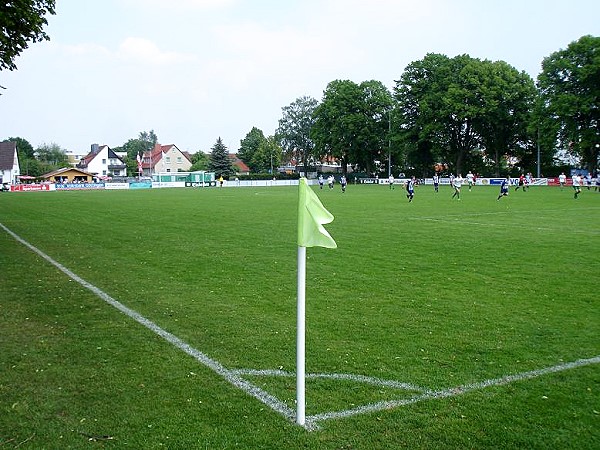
[
  {"xmin": 406, "ymin": 176, "xmax": 416, "ymax": 202},
  {"xmin": 515, "ymin": 174, "xmax": 526, "ymax": 191},
  {"xmin": 497, "ymin": 176, "xmax": 510, "ymax": 201}
]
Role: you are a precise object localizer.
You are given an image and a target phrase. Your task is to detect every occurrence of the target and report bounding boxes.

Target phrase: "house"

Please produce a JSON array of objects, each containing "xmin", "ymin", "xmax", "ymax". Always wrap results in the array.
[
  {"xmin": 41, "ymin": 167, "xmax": 94, "ymax": 183},
  {"xmin": 141, "ymin": 144, "xmax": 192, "ymax": 176},
  {"xmin": 0, "ymin": 140, "xmax": 20, "ymax": 185},
  {"xmin": 229, "ymin": 154, "xmax": 250, "ymax": 175},
  {"xmin": 64, "ymin": 150, "xmax": 88, "ymax": 167},
  {"xmin": 77, "ymin": 144, "xmax": 127, "ymax": 177}
]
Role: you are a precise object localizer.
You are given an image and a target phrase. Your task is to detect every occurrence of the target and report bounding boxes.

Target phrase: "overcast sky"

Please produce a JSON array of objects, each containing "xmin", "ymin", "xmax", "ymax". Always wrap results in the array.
[{"xmin": 1, "ymin": 0, "xmax": 598, "ymax": 155}]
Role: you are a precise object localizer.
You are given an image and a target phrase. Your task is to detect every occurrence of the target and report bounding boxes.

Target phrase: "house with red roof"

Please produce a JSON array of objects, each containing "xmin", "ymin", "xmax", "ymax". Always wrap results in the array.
[
  {"xmin": 229, "ymin": 154, "xmax": 250, "ymax": 175},
  {"xmin": 141, "ymin": 144, "xmax": 192, "ymax": 176}
]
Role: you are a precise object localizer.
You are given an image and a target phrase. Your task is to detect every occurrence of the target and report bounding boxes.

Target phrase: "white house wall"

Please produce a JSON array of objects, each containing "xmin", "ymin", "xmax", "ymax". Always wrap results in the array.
[
  {"xmin": 161, "ymin": 146, "xmax": 191, "ymax": 173},
  {"xmin": 86, "ymin": 146, "xmax": 126, "ymax": 177}
]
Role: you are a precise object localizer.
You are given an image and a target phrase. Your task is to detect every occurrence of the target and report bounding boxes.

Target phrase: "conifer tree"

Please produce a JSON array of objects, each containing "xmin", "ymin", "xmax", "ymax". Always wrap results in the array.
[{"xmin": 208, "ymin": 137, "xmax": 233, "ymax": 177}]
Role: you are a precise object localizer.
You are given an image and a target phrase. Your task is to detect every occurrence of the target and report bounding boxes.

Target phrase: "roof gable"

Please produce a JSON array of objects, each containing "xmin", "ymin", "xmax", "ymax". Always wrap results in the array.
[
  {"xmin": 143, "ymin": 143, "xmax": 190, "ymax": 168},
  {"xmin": 42, "ymin": 167, "xmax": 93, "ymax": 178},
  {"xmin": 0, "ymin": 141, "xmax": 17, "ymax": 170}
]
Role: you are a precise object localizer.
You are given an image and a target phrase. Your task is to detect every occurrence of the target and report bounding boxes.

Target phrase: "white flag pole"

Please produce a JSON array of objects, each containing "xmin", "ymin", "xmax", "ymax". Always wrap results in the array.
[{"xmin": 296, "ymin": 245, "xmax": 307, "ymax": 425}]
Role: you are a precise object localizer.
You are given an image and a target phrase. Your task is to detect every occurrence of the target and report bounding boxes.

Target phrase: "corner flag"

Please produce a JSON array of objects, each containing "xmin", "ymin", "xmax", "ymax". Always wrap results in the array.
[
  {"xmin": 297, "ymin": 177, "xmax": 337, "ymax": 249},
  {"xmin": 296, "ymin": 177, "xmax": 337, "ymax": 427}
]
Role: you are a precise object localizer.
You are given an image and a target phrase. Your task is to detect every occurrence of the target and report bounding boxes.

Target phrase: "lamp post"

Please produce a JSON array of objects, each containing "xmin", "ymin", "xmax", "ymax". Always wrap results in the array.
[
  {"xmin": 388, "ymin": 109, "xmax": 392, "ymax": 178},
  {"xmin": 537, "ymin": 126, "xmax": 541, "ymax": 178}
]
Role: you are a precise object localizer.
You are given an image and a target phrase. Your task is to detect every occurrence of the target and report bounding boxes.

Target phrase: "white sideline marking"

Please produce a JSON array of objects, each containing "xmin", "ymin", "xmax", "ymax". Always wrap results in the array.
[
  {"xmin": 308, "ymin": 355, "xmax": 600, "ymax": 423},
  {"xmin": 3, "ymin": 222, "xmax": 599, "ymax": 431},
  {"xmin": 0, "ymin": 224, "xmax": 307, "ymax": 429},
  {"xmin": 232, "ymin": 369, "xmax": 425, "ymax": 392}
]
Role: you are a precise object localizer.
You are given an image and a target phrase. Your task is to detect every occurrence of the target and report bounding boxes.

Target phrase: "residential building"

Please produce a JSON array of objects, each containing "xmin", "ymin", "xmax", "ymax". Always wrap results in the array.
[
  {"xmin": 142, "ymin": 144, "xmax": 192, "ymax": 176},
  {"xmin": 78, "ymin": 144, "xmax": 127, "ymax": 178},
  {"xmin": 229, "ymin": 154, "xmax": 250, "ymax": 175},
  {"xmin": 65, "ymin": 150, "xmax": 88, "ymax": 167},
  {"xmin": 0, "ymin": 140, "xmax": 20, "ymax": 185}
]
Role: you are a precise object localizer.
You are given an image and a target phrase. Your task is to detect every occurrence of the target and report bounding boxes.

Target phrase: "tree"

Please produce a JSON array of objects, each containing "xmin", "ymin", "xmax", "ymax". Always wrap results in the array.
[
  {"xmin": 7, "ymin": 136, "xmax": 34, "ymax": 158},
  {"xmin": 276, "ymin": 96, "xmax": 319, "ymax": 173},
  {"xmin": 472, "ymin": 60, "xmax": 537, "ymax": 176},
  {"xmin": 7, "ymin": 136, "xmax": 39, "ymax": 176},
  {"xmin": 352, "ymin": 80, "xmax": 394, "ymax": 174},
  {"xmin": 537, "ymin": 35, "xmax": 600, "ymax": 175},
  {"xmin": 112, "ymin": 130, "xmax": 159, "ymax": 176},
  {"xmin": 237, "ymin": 127, "xmax": 266, "ymax": 172},
  {"xmin": 208, "ymin": 137, "xmax": 232, "ymax": 177},
  {"xmin": 394, "ymin": 54, "xmax": 537, "ymax": 176},
  {"xmin": 36, "ymin": 142, "xmax": 67, "ymax": 165},
  {"xmin": 0, "ymin": 1, "xmax": 56, "ymax": 73},
  {"xmin": 395, "ymin": 54, "xmax": 481, "ymax": 175},
  {"xmin": 312, "ymin": 80, "xmax": 393, "ymax": 175},
  {"xmin": 189, "ymin": 151, "xmax": 209, "ymax": 172},
  {"xmin": 32, "ymin": 142, "xmax": 68, "ymax": 175},
  {"xmin": 138, "ymin": 130, "xmax": 158, "ymax": 152},
  {"xmin": 251, "ymin": 136, "xmax": 282, "ymax": 173}
]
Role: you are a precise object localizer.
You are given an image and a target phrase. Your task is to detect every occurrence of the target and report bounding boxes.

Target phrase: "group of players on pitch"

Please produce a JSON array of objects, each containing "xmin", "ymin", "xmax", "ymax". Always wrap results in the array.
[
  {"xmin": 318, "ymin": 171, "xmax": 598, "ymax": 202},
  {"xmin": 389, "ymin": 171, "xmax": 598, "ymax": 202}
]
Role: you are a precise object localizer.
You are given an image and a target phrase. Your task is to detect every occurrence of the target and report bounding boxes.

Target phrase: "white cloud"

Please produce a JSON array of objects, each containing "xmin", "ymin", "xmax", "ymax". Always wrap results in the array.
[
  {"xmin": 63, "ymin": 43, "xmax": 111, "ymax": 58},
  {"xmin": 117, "ymin": 37, "xmax": 197, "ymax": 65}
]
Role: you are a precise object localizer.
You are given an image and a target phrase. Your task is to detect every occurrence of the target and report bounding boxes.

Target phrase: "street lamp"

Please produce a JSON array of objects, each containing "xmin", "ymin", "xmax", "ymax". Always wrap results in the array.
[
  {"xmin": 388, "ymin": 109, "xmax": 392, "ymax": 178},
  {"xmin": 536, "ymin": 127, "xmax": 541, "ymax": 178}
]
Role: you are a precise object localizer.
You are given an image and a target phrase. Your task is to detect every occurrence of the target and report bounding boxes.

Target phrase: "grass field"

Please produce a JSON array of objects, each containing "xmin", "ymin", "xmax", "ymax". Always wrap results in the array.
[{"xmin": 1, "ymin": 183, "xmax": 599, "ymax": 449}]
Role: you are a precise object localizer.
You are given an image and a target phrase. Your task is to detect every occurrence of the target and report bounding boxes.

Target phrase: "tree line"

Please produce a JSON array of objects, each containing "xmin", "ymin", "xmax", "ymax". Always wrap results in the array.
[{"xmin": 219, "ymin": 34, "xmax": 599, "ymax": 179}]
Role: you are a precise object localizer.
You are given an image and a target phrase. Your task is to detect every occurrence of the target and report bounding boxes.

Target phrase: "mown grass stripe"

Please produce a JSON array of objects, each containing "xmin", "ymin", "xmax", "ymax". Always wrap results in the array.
[
  {"xmin": 0, "ymin": 222, "xmax": 301, "ymax": 427},
  {"xmin": 308, "ymin": 356, "xmax": 600, "ymax": 423}
]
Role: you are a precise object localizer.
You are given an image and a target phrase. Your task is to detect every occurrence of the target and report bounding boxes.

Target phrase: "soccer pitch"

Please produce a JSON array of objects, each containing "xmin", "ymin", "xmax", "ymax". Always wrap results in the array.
[{"xmin": 1, "ymin": 184, "xmax": 599, "ymax": 448}]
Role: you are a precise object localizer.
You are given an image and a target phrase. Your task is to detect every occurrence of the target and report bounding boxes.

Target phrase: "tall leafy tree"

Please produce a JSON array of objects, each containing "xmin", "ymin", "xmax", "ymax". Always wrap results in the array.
[
  {"xmin": 395, "ymin": 54, "xmax": 481, "ymax": 175},
  {"xmin": 7, "ymin": 136, "xmax": 39, "ymax": 175},
  {"xmin": 36, "ymin": 142, "xmax": 67, "ymax": 165},
  {"xmin": 537, "ymin": 35, "xmax": 600, "ymax": 175},
  {"xmin": 312, "ymin": 80, "xmax": 360, "ymax": 174},
  {"xmin": 113, "ymin": 130, "xmax": 158, "ymax": 160},
  {"xmin": 251, "ymin": 135, "xmax": 282, "ymax": 173},
  {"xmin": 312, "ymin": 80, "xmax": 393, "ymax": 175},
  {"xmin": 31, "ymin": 142, "xmax": 68, "ymax": 175},
  {"xmin": 473, "ymin": 60, "xmax": 537, "ymax": 176},
  {"xmin": 276, "ymin": 96, "xmax": 318, "ymax": 173},
  {"xmin": 115, "ymin": 138, "xmax": 147, "ymax": 161},
  {"xmin": 208, "ymin": 137, "xmax": 232, "ymax": 177},
  {"xmin": 394, "ymin": 54, "xmax": 538, "ymax": 176},
  {"xmin": 7, "ymin": 136, "xmax": 34, "ymax": 158},
  {"xmin": 138, "ymin": 130, "xmax": 158, "ymax": 152},
  {"xmin": 354, "ymin": 80, "xmax": 394, "ymax": 174},
  {"xmin": 189, "ymin": 151, "xmax": 209, "ymax": 172},
  {"xmin": 0, "ymin": 0, "xmax": 56, "ymax": 73},
  {"xmin": 237, "ymin": 127, "xmax": 266, "ymax": 172}
]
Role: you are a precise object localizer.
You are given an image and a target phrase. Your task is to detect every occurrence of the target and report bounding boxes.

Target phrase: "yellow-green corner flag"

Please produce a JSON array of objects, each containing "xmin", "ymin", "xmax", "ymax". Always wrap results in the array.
[{"xmin": 297, "ymin": 177, "xmax": 337, "ymax": 249}]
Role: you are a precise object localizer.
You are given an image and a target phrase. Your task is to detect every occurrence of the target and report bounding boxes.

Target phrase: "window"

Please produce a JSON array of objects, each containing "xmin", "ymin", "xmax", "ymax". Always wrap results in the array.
[
  {"xmin": 166, "ymin": 156, "xmax": 171, "ymax": 163},
  {"xmin": 102, "ymin": 159, "xmax": 106, "ymax": 164},
  {"xmin": 177, "ymin": 156, "xmax": 183, "ymax": 164}
]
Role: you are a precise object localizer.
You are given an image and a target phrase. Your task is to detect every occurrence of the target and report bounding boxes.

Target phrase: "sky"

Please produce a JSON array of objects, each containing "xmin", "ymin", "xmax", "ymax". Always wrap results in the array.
[{"xmin": 1, "ymin": 0, "xmax": 599, "ymax": 156}]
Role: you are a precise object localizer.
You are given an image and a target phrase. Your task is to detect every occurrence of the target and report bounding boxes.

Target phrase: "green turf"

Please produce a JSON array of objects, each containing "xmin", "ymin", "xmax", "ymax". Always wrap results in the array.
[{"xmin": 0, "ymin": 184, "xmax": 599, "ymax": 449}]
